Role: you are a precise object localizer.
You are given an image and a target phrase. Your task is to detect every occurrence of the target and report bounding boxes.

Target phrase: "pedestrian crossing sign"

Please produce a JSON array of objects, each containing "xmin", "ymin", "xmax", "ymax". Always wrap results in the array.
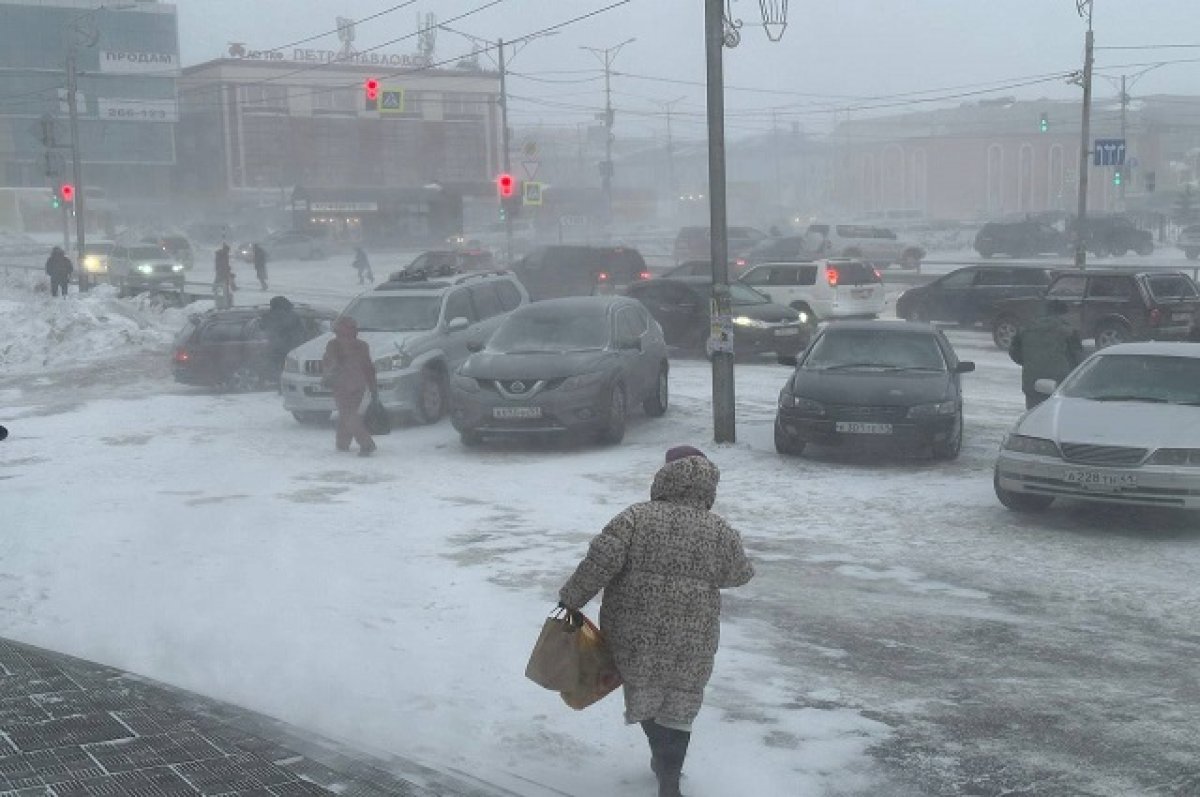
[
  {"xmin": 380, "ymin": 89, "xmax": 405, "ymax": 113},
  {"xmin": 523, "ymin": 181, "xmax": 543, "ymax": 206}
]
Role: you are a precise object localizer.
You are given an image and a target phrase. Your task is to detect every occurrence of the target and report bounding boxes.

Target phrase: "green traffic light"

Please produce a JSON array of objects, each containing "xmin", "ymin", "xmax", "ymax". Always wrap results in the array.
[
  {"xmin": 1113, "ymin": 171, "xmax": 1122, "ymax": 186},
  {"xmin": 51, "ymin": 197, "xmax": 60, "ymax": 209}
]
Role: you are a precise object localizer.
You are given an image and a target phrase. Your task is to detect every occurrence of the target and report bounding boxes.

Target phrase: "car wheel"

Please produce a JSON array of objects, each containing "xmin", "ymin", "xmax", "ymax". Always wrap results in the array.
[
  {"xmin": 1094, "ymin": 321, "xmax": 1129, "ymax": 349},
  {"xmin": 292, "ymin": 411, "xmax": 332, "ymax": 425},
  {"xmin": 642, "ymin": 365, "xmax": 669, "ymax": 417},
  {"xmin": 774, "ymin": 420, "xmax": 805, "ymax": 456},
  {"xmin": 931, "ymin": 413, "xmax": 963, "ymax": 460},
  {"xmin": 992, "ymin": 316, "xmax": 1019, "ymax": 350},
  {"xmin": 907, "ymin": 301, "xmax": 929, "ymax": 323},
  {"xmin": 415, "ymin": 369, "xmax": 448, "ymax": 424},
  {"xmin": 900, "ymin": 250, "xmax": 922, "ymax": 270},
  {"xmin": 599, "ymin": 383, "xmax": 627, "ymax": 444},
  {"xmin": 994, "ymin": 469, "xmax": 1055, "ymax": 512},
  {"xmin": 1186, "ymin": 248, "xmax": 1199, "ymax": 261},
  {"xmin": 223, "ymin": 365, "xmax": 261, "ymax": 393}
]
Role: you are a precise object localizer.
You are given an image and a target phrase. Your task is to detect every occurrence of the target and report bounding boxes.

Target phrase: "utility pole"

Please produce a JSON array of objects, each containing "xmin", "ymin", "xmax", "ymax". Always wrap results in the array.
[
  {"xmin": 582, "ymin": 39, "xmax": 634, "ymax": 237},
  {"xmin": 661, "ymin": 97, "xmax": 685, "ymax": 225},
  {"xmin": 497, "ymin": 37, "xmax": 513, "ymax": 266},
  {"xmin": 1119, "ymin": 73, "xmax": 1128, "ymax": 210},
  {"xmin": 1073, "ymin": 0, "xmax": 1095, "ymax": 271},
  {"xmin": 66, "ymin": 50, "xmax": 89, "ymax": 291}
]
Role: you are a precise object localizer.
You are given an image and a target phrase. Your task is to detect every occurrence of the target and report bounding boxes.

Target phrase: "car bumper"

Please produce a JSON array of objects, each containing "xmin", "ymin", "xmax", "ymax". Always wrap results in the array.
[
  {"xmin": 450, "ymin": 382, "xmax": 612, "ymax": 436},
  {"xmin": 281, "ymin": 369, "xmax": 423, "ymax": 413},
  {"xmin": 125, "ymin": 275, "xmax": 184, "ymax": 291},
  {"xmin": 995, "ymin": 451, "xmax": 1200, "ymax": 509},
  {"xmin": 733, "ymin": 325, "xmax": 810, "ymax": 356},
  {"xmin": 775, "ymin": 410, "xmax": 957, "ymax": 450}
]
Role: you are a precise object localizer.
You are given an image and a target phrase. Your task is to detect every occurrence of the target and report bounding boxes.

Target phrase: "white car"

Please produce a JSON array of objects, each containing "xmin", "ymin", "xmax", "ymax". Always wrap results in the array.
[
  {"xmin": 994, "ymin": 342, "xmax": 1200, "ymax": 511},
  {"xmin": 807, "ymin": 223, "xmax": 925, "ymax": 269},
  {"xmin": 739, "ymin": 259, "xmax": 885, "ymax": 321}
]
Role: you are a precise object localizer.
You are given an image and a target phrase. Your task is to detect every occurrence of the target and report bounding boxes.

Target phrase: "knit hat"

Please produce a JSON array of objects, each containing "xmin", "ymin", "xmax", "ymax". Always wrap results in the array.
[{"xmin": 665, "ymin": 445, "xmax": 707, "ymax": 463}]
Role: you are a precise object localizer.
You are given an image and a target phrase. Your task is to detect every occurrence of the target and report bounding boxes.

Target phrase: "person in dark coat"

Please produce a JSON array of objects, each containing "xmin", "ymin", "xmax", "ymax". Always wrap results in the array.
[
  {"xmin": 559, "ymin": 446, "xmax": 754, "ymax": 797},
  {"xmin": 45, "ymin": 247, "xmax": 73, "ymax": 298},
  {"xmin": 214, "ymin": 244, "xmax": 235, "ymax": 309},
  {"xmin": 352, "ymin": 247, "xmax": 374, "ymax": 284},
  {"xmin": 322, "ymin": 317, "xmax": 378, "ymax": 456},
  {"xmin": 260, "ymin": 296, "xmax": 307, "ymax": 376},
  {"xmin": 252, "ymin": 244, "xmax": 269, "ymax": 290},
  {"xmin": 1008, "ymin": 300, "xmax": 1085, "ymax": 409}
]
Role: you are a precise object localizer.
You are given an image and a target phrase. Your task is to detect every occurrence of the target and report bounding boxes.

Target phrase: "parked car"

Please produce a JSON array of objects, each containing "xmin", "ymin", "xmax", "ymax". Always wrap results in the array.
[
  {"xmin": 1071, "ymin": 215, "xmax": 1155, "ymax": 257},
  {"xmin": 673, "ymin": 226, "xmax": 767, "ymax": 264},
  {"xmin": 107, "ymin": 243, "xmax": 187, "ymax": 295},
  {"xmin": 172, "ymin": 305, "xmax": 335, "ymax": 391},
  {"xmin": 449, "ymin": 297, "xmax": 670, "ymax": 446},
  {"xmin": 806, "ymin": 223, "xmax": 924, "ymax": 269},
  {"xmin": 79, "ymin": 241, "xmax": 118, "ymax": 282},
  {"xmin": 387, "ymin": 249, "xmax": 496, "ymax": 282},
  {"xmin": 739, "ymin": 259, "xmax": 885, "ymax": 321},
  {"xmin": 661, "ymin": 260, "xmax": 712, "ymax": 278},
  {"xmin": 510, "ymin": 245, "xmax": 650, "ymax": 300},
  {"xmin": 993, "ymin": 342, "xmax": 1200, "ymax": 512},
  {"xmin": 974, "ymin": 220, "xmax": 1072, "ymax": 258},
  {"xmin": 732, "ymin": 234, "xmax": 824, "ymax": 272},
  {"xmin": 625, "ymin": 276, "xmax": 810, "ymax": 364},
  {"xmin": 281, "ymin": 271, "xmax": 529, "ymax": 425},
  {"xmin": 244, "ymin": 230, "xmax": 328, "ymax": 262},
  {"xmin": 1177, "ymin": 224, "xmax": 1200, "ymax": 260},
  {"xmin": 774, "ymin": 321, "xmax": 975, "ymax": 459},
  {"xmin": 990, "ymin": 270, "xmax": 1200, "ymax": 350},
  {"xmin": 896, "ymin": 265, "xmax": 1053, "ymax": 325}
]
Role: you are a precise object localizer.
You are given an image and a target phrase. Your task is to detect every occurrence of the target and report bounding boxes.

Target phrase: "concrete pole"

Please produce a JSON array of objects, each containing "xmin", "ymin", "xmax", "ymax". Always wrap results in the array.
[
  {"xmin": 705, "ymin": 0, "xmax": 735, "ymax": 443},
  {"xmin": 602, "ymin": 55, "xmax": 614, "ymax": 230},
  {"xmin": 1119, "ymin": 73, "xmax": 1127, "ymax": 210},
  {"xmin": 1074, "ymin": 23, "xmax": 1094, "ymax": 271},
  {"xmin": 67, "ymin": 50, "xmax": 88, "ymax": 291}
]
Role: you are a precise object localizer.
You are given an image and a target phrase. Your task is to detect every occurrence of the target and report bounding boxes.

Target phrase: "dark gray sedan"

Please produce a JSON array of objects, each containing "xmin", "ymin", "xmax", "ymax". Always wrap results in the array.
[{"xmin": 449, "ymin": 297, "xmax": 670, "ymax": 446}]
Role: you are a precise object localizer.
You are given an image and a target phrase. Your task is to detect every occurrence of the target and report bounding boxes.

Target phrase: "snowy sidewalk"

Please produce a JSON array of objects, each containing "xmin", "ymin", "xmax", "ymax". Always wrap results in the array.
[{"xmin": 0, "ymin": 637, "xmax": 497, "ymax": 797}]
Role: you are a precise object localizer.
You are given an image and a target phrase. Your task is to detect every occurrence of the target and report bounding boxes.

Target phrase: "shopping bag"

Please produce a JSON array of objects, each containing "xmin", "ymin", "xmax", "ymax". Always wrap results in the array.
[
  {"xmin": 363, "ymin": 395, "xmax": 391, "ymax": 435},
  {"xmin": 559, "ymin": 613, "xmax": 622, "ymax": 711},
  {"xmin": 525, "ymin": 608, "xmax": 584, "ymax": 691}
]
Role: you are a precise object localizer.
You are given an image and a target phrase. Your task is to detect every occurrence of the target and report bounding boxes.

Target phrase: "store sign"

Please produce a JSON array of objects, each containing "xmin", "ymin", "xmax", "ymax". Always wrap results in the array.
[
  {"xmin": 97, "ymin": 99, "xmax": 179, "ymax": 123},
  {"xmin": 309, "ymin": 202, "xmax": 378, "ymax": 213},
  {"xmin": 100, "ymin": 50, "xmax": 179, "ymax": 74},
  {"xmin": 228, "ymin": 43, "xmax": 431, "ymax": 68}
]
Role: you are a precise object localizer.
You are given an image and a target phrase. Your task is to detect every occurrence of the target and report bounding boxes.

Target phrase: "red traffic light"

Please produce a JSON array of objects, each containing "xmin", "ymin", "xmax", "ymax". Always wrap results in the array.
[
  {"xmin": 497, "ymin": 173, "xmax": 514, "ymax": 198},
  {"xmin": 59, "ymin": 183, "xmax": 75, "ymax": 203},
  {"xmin": 364, "ymin": 78, "xmax": 380, "ymax": 101}
]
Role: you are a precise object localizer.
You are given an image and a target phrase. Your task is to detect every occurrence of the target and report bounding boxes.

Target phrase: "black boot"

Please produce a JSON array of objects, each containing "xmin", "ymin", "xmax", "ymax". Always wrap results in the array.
[{"xmin": 641, "ymin": 721, "xmax": 690, "ymax": 797}]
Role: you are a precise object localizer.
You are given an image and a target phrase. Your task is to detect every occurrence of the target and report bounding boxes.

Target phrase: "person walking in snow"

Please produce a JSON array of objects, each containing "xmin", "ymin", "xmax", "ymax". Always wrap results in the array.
[
  {"xmin": 252, "ymin": 243, "xmax": 269, "ymax": 291},
  {"xmin": 260, "ymin": 295, "xmax": 306, "ymax": 378},
  {"xmin": 322, "ymin": 316, "xmax": 378, "ymax": 456},
  {"xmin": 558, "ymin": 446, "xmax": 754, "ymax": 797},
  {"xmin": 1008, "ymin": 300, "xmax": 1084, "ymax": 409},
  {"xmin": 45, "ymin": 246, "xmax": 73, "ymax": 298},
  {"xmin": 351, "ymin": 246, "xmax": 374, "ymax": 285}
]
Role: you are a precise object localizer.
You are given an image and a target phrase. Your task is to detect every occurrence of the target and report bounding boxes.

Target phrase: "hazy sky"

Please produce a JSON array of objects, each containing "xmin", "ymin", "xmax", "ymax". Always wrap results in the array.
[{"xmin": 174, "ymin": 0, "xmax": 1200, "ymax": 139}]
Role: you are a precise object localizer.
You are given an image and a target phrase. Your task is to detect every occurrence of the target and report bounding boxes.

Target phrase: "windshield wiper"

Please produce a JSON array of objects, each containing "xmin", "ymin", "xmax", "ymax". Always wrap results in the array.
[
  {"xmin": 1091, "ymin": 395, "xmax": 1168, "ymax": 403},
  {"xmin": 820, "ymin": 363, "xmax": 902, "ymax": 371}
]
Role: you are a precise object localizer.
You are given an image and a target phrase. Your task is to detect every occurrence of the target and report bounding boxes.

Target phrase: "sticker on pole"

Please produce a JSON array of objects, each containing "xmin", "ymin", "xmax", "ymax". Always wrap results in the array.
[
  {"xmin": 523, "ymin": 181, "xmax": 543, "ymax": 206},
  {"xmin": 708, "ymin": 298, "xmax": 734, "ymax": 355}
]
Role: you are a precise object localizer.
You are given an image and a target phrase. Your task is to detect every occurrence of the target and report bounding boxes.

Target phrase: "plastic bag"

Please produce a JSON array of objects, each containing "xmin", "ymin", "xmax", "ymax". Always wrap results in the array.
[
  {"xmin": 525, "ymin": 608, "xmax": 622, "ymax": 710},
  {"xmin": 363, "ymin": 394, "xmax": 391, "ymax": 435}
]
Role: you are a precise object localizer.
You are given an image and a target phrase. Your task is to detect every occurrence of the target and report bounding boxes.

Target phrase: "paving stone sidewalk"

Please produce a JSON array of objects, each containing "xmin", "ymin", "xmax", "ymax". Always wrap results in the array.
[{"xmin": 0, "ymin": 638, "xmax": 498, "ymax": 797}]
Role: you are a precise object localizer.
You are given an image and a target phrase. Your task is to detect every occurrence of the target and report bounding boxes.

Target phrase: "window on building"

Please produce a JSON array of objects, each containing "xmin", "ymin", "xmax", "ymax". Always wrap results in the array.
[
  {"xmin": 312, "ymin": 87, "xmax": 356, "ymax": 114},
  {"xmin": 443, "ymin": 93, "xmax": 489, "ymax": 118},
  {"xmin": 239, "ymin": 84, "xmax": 288, "ymax": 112}
]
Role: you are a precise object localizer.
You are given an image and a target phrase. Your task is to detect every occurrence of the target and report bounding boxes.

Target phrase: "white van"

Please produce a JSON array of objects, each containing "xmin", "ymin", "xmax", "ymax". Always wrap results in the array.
[{"xmin": 739, "ymin": 259, "xmax": 885, "ymax": 321}]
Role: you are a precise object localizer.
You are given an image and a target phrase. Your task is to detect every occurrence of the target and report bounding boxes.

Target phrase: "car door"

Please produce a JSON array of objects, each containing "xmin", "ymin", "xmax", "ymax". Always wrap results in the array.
[
  {"xmin": 614, "ymin": 305, "xmax": 656, "ymax": 399},
  {"xmin": 440, "ymin": 287, "xmax": 478, "ymax": 368},
  {"xmin": 923, "ymin": 268, "xmax": 976, "ymax": 322},
  {"xmin": 197, "ymin": 317, "xmax": 251, "ymax": 382},
  {"xmin": 467, "ymin": 282, "xmax": 509, "ymax": 345},
  {"xmin": 629, "ymin": 283, "xmax": 695, "ymax": 345},
  {"xmin": 1044, "ymin": 273, "xmax": 1088, "ymax": 330},
  {"xmin": 967, "ymin": 268, "xmax": 1015, "ymax": 324},
  {"xmin": 1082, "ymin": 275, "xmax": 1137, "ymax": 337}
]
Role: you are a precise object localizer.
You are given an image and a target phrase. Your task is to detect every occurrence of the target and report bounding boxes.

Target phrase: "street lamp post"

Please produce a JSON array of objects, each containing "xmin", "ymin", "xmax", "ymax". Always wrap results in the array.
[{"xmin": 1073, "ymin": 0, "xmax": 1095, "ymax": 271}]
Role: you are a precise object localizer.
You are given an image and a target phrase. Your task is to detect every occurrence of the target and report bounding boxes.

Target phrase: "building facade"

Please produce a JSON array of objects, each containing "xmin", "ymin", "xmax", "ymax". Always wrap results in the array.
[{"xmin": 0, "ymin": 0, "xmax": 179, "ymax": 201}]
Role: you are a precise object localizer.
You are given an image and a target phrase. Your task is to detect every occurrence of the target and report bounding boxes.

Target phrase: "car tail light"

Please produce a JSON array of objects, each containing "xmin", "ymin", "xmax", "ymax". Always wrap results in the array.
[
  {"xmin": 597, "ymin": 271, "xmax": 609, "ymax": 282},
  {"xmin": 173, "ymin": 349, "xmax": 190, "ymax": 363},
  {"xmin": 872, "ymin": 267, "xmax": 883, "ymax": 281},
  {"xmin": 637, "ymin": 270, "xmax": 651, "ymax": 281},
  {"xmin": 735, "ymin": 258, "xmax": 747, "ymax": 268},
  {"xmin": 1149, "ymin": 308, "xmax": 1162, "ymax": 326},
  {"xmin": 826, "ymin": 268, "xmax": 839, "ymax": 287}
]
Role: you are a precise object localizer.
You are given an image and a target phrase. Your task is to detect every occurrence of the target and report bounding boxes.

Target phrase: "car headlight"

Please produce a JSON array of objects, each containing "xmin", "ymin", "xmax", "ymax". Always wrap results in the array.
[
  {"xmin": 1002, "ymin": 434, "xmax": 1061, "ymax": 457},
  {"xmin": 172, "ymin": 264, "xmax": 184, "ymax": 272},
  {"xmin": 452, "ymin": 373, "xmax": 480, "ymax": 392},
  {"xmin": 83, "ymin": 256, "xmax": 105, "ymax": 272},
  {"xmin": 779, "ymin": 393, "xmax": 825, "ymax": 415},
  {"xmin": 1148, "ymin": 448, "xmax": 1200, "ymax": 466},
  {"xmin": 374, "ymin": 352, "xmax": 413, "ymax": 372},
  {"xmin": 796, "ymin": 311, "xmax": 810, "ymax": 324},
  {"xmin": 560, "ymin": 371, "xmax": 609, "ymax": 391},
  {"xmin": 283, "ymin": 356, "xmax": 300, "ymax": 373},
  {"xmin": 733, "ymin": 316, "xmax": 768, "ymax": 328},
  {"xmin": 136, "ymin": 264, "xmax": 154, "ymax": 274},
  {"xmin": 908, "ymin": 400, "xmax": 958, "ymax": 418}
]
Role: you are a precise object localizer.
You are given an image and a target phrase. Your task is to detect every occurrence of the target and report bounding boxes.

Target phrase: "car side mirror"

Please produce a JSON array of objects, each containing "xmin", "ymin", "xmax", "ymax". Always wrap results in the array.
[
  {"xmin": 1033, "ymin": 378, "xmax": 1057, "ymax": 395},
  {"xmin": 466, "ymin": 340, "xmax": 484, "ymax": 353},
  {"xmin": 956, "ymin": 361, "xmax": 976, "ymax": 373},
  {"xmin": 447, "ymin": 316, "xmax": 471, "ymax": 332}
]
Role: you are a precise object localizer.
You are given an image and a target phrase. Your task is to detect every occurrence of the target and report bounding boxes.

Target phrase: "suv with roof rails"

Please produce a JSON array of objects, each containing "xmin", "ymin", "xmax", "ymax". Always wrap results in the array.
[
  {"xmin": 806, "ymin": 223, "xmax": 925, "ymax": 269},
  {"xmin": 281, "ymin": 270, "xmax": 529, "ymax": 425}
]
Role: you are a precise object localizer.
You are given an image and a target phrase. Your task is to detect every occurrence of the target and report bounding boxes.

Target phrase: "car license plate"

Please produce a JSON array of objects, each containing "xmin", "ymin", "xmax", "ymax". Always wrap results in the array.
[
  {"xmin": 1064, "ymin": 470, "xmax": 1137, "ymax": 489},
  {"xmin": 852, "ymin": 288, "xmax": 873, "ymax": 299},
  {"xmin": 1172, "ymin": 312, "xmax": 1192, "ymax": 322},
  {"xmin": 774, "ymin": 327, "xmax": 800, "ymax": 337},
  {"xmin": 835, "ymin": 422, "xmax": 892, "ymax": 435},
  {"xmin": 493, "ymin": 407, "xmax": 542, "ymax": 419}
]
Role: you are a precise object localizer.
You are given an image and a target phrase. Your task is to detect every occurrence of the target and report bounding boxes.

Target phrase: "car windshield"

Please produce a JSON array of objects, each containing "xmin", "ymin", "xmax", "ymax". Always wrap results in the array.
[
  {"xmin": 488, "ymin": 307, "xmax": 609, "ymax": 352},
  {"xmin": 804, "ymin": 329, "xmax": 947, "ymax": 371},
  {"xmin": 1059, "ymin": 354, "xmax": 1200, "ymax": 404},
  {"xmin": 341, "ymin": 295, "xmax": 441, "ymax": 331},
  {"xmin": 129, "ymin": 246, "xmax": 168, "ymax": 259},
  {"xmin": 84, "ymin": 243, "xmax": 115, "ymax": 255}
]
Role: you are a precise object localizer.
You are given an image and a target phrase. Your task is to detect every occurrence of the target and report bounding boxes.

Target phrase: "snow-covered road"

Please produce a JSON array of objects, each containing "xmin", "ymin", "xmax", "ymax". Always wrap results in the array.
[{"xmin": 3, "ymin": 276, "xmax": 1200, "ymax": 796}]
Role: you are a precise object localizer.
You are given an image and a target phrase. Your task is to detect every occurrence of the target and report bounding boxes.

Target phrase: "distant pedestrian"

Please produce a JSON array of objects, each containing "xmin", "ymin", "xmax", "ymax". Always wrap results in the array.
[
  {"xmin": 45, "ymin": 246, "xmax": 73, "ymax": 298},
  {"xmin": 214, "ymin": 244, "xmax": 234, "ymax": 309},
  {"xmin": 252, "ymin": 243, "xmax": 269, "ymax": 291},
  {"xmin": 260, "ymin": 296, "xmax": 307, "ymax": 378},
  {"xmin": 352, "ymin": 246, "xmax": 374, "ymax": 284},
  {"xmin": 322, "ymin": 317, "xmax": 378, "ymax": 456},
  {"xmin": 558, "ymin": 447, "xmax": 754, "ymax": 797},
  {"xmin": 1009, "ymin": 300, "xmax": 1084, "ymax": 409}
]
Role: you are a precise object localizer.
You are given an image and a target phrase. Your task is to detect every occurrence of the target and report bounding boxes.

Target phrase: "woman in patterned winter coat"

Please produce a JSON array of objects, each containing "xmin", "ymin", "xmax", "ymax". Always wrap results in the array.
[{"xmin": 559, "ymin": 446, "xmax": 754, "ymax": 797}]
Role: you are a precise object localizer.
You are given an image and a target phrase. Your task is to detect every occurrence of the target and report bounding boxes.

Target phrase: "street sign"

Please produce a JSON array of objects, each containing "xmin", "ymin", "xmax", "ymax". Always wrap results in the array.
[
  {"xmin": 523, "ymin": 181, "xmax": 543, "ymax": 206},
  {"xmin": 521, "ymin": 159, "xmax": 540, "ymax": 180},
  {"xmin": 379, "ymin": 89, "xmax": 405, "ymax": 113},
  {"xmin": 1093, "ymin": 138, "xmax": 1126, "ymax": 167}
]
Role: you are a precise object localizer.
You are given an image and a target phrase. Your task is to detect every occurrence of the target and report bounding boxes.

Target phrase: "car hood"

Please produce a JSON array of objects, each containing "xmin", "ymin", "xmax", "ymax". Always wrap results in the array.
[
  {"xmin": 460, "ymin": 349, "xmax": 614, "ymax": 379},
  {"xmin": 792, "ymin": 369, "xmax": 953, "ymax": 405},
  {"xmin": 732, "ymin": 302, "xmax": 800, "ymax": 323},
  {"xmin": 1016, "ymin": 396, "xmax": 1200, "ymax": 446},
  {"xmin": 288, "ymin": 330, "xmax": 432, "ymax": 361}
]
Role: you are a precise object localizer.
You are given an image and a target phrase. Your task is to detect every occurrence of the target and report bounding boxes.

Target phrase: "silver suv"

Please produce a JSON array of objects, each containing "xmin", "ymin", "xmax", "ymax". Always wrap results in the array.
[
  {"xmin": 806, "ymin": 223, "xmax": 925, "ymax": 269},
  {"xmin": 281, "ymin": 271, "xmax": 530, "ymax": 425},
  {"xmin": 1178, "ymin": 224, "xmax": 1200, "ymax": 260}
]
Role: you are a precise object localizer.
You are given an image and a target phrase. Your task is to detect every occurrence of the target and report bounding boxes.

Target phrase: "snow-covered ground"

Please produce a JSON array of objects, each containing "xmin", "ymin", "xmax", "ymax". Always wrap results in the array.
[{"xmin": 3, "ymin": 262, "xmax": 1200, "ymax": 796}]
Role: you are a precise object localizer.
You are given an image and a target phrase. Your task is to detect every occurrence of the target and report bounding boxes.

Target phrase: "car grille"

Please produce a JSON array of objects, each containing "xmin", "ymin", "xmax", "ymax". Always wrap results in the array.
[
  {"xmin": 1060, "ymin": 443, "xmax": 1148, "ymax": 467},
  {"xmin": 153, "ymin": 264, "xmax": 175, "ymax": 274},
  {"xmin": 826, "ymin": 404, "xmax": 909, "ymax": 421},
  {"xmin": 304, "ymin": 360, "xmax": 323, "ymax": 376}
]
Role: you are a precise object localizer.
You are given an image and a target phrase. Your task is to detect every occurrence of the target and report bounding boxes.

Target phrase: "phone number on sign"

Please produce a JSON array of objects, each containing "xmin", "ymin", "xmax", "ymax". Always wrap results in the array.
[{"xmin": 103, "ymin": 109, "xmax": 171, "ymax": 120}]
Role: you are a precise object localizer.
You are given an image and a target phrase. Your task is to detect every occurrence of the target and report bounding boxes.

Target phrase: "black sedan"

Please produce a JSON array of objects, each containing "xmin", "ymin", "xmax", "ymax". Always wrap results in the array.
[
  {"xmin": 625, "ymin": 276, "xmax": 811, "ymax": 364},
  {"xmin": 774, "ymin": 321, "xmax": 975, "ymax": 459},
  {"xmin": 895, "ymin": 265, "xmax": 1052, "ymax": 325},
  {"xmin": 449, "ymin": 297, "xmax": 670, "ymax": 446}
]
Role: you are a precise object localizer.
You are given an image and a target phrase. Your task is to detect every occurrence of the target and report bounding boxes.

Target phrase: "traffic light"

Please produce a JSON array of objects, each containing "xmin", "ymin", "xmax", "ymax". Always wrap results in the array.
[
  {"xmin": 1113, "ymin": 169, "xmax": 1122, "ymax": 187},
  {"xmin": 497, "ymin": 173, "xmax": 515, "ymax": 198},
  {"xmin": 1039, "ymin": 112, "xmax": 1049, "ymax": 133},
  {"xmin": 60, "ymin": 183, "xmax": 74, "ymax": 203},
  {"xmin": 364, "ymin": 78, "xmax": 379, "ymax": 110}
]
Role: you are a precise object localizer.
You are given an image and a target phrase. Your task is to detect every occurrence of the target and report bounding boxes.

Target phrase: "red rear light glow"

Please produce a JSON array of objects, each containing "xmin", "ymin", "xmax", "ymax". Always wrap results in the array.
[
  {"xmin": 173, "ymin": 349, "xmax": 190, "ymax": 363},
  {"xmin": 826, "ymin": 268, "xmax": 839, "ymax": 287},
  {"xmin": 597, "ymin": 272, "xmax": 609, "ymax": 282},
  {"xmin": 1149, "ymin": 308, "xmax": 1162, "ymax": 326},
  {"xmin": 873, "ymin": 267, "xmax": 883, "ymax": 281},
  {"xmin": 736, "ymin": 258, "xmax": 747, "ymax": 267},
  {"xmin": 638, "ymin": 270, "xmax": 651, "ymax": 281}
]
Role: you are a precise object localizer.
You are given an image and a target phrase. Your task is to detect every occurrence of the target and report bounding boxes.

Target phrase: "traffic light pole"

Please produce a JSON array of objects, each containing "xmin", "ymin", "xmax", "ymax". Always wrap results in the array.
[
  {"xmin": 1119, "ymin": 73, "xmax": 1127, "ymax": 210},
  {"xmin": 1073, "ymin": 4, "xmax": 1094, "ymax": 271},
  {"xmin": 498, "ymin": 38, "xmax": 513, "ymax": 267},
  {"xmin": 67, "ymin": 50, "xmax": 88, "ymax": 291}
]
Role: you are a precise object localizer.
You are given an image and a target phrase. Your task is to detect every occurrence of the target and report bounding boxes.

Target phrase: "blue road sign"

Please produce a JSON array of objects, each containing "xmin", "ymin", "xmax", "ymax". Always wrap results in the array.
[{"xmin": 1094, "ymin": 139, "xmax": 1126, "ymax": 167}]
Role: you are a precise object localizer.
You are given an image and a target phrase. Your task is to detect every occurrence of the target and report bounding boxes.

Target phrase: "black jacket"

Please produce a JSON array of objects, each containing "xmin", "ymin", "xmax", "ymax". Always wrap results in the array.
[
  {"xmin": 261, "ymin": 307, "xmax": 307, "ymax": 354},
  {"xmin": 45, "ymin": 252, "xmax": 73, "ymax": 278}
]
